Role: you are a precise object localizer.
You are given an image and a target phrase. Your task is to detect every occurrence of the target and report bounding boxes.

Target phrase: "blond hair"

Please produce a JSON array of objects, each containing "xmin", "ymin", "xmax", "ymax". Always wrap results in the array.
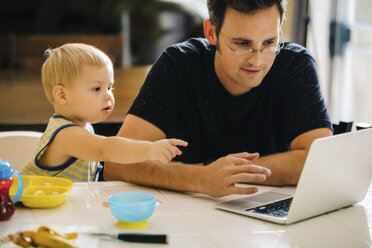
[{"xmin": 41, "ymin": 43, "xmax": 112, "ymax": 103}]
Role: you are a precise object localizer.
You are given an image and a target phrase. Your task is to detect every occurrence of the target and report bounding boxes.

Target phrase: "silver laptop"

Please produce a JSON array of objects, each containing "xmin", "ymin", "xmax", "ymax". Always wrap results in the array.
[{"xmin": 216, "ymin": 128, "xmax": 372, "ymax": 224}]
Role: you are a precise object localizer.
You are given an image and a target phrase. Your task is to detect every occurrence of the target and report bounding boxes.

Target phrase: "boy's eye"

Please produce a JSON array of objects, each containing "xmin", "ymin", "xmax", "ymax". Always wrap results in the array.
[
  {"xmin": 93, "ymin": 87, "xmax": 101, "ymax": 92},
  {"xmin": 108, "ymin": 86, "xmax": 115, "ymax": 91}
]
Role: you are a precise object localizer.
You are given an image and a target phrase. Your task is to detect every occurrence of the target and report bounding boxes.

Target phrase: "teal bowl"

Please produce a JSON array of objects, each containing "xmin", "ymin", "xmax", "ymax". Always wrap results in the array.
[{"xmin": 108, "ymin": 192, "xmax": 157, "ymax": 223}]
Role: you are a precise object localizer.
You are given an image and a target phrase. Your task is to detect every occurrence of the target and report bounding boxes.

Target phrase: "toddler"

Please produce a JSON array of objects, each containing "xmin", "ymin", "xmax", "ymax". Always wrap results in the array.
[{"xmin": 22, "ymin": 43, "xmax": 187, "ymax": 182}]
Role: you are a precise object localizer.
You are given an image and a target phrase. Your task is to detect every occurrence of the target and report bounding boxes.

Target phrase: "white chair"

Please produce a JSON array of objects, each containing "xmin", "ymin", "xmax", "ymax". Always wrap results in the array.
[{"xmin": 0, "ymin": 131, "xmax": 42, "ymax": 171}]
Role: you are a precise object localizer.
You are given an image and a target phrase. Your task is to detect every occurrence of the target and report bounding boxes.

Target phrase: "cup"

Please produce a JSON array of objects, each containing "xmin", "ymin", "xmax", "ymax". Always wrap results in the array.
[{"xmin": 104, "ymin": 192, "xmax": 160, "ymax": 229}]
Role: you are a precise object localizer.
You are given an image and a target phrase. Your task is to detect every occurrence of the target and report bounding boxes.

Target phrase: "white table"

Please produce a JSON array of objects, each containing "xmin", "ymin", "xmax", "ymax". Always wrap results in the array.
[{"xmin": 1, "ymin": 181, "xmax": 372, "ymax": 247}]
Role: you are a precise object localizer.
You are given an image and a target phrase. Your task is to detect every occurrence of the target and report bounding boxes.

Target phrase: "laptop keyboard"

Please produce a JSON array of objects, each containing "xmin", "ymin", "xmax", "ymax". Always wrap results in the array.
[{"xmin": 246, "ymin": 197, "xmax": 293, "ymax": 218}]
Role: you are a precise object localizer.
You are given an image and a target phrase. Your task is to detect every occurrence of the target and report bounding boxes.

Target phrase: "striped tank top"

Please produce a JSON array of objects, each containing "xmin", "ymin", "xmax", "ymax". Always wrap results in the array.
[{"xmin": 21, "ymin": 115, "xmax": 99, "ymax": 182}]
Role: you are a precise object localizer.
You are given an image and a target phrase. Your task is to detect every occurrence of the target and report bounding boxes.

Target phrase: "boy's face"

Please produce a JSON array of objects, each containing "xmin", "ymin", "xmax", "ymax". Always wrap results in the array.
[
  {"xmin": 214, "ymin": 5, "xmax": 281, "ymax": 95},
  {"xmin": 65, "ymin": 63, "xmax": 115, "ymax": 126}
]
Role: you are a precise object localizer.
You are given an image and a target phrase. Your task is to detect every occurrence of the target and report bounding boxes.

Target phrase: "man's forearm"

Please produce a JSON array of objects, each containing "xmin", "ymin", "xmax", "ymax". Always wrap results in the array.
[
  {"xmin": 103, "ymin": 161, "xmax": 205, "ymax": 193},
  {"xmin": 254, "ymin": 149, "xmax": 308, "ymax": 186},
  {"xmin": 104, "ymin": 152, "xmax": 274, "ymax": 197}
]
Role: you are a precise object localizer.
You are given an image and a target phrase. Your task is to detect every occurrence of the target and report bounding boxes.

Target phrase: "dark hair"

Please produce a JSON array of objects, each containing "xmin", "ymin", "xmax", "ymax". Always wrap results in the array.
[{"xmin": 207, "ymin": 0, "xmax": 287, "ymax": 38}]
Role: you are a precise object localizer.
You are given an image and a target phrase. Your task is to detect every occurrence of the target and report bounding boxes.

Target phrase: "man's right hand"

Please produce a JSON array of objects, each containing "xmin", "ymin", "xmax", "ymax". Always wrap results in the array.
[{"xmin": 199, "ymin": 152, "xmax": 271, "ymax": 197}]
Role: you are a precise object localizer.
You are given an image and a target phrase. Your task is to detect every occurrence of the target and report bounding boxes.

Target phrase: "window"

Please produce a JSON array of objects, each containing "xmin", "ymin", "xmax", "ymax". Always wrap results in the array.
[{"xmin": 308, "ymin": 0, "xmax": 372, "ymax": 124}]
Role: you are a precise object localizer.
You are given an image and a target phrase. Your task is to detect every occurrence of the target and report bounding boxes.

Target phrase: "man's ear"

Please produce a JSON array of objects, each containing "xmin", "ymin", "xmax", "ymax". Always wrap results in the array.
[
  {"xmin": 203, "ymin": 19, "xmax": 217, "ymax": 46},
  {"xmin": 52, "ymin": 85, "xmax": 68, "ymax": 104}
]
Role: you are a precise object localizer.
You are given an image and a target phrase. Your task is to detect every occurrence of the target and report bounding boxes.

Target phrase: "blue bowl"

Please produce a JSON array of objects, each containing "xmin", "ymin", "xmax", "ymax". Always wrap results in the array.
[{"xmin": 108, "ymin": 192, "xmax": 157, "ymax": 223}]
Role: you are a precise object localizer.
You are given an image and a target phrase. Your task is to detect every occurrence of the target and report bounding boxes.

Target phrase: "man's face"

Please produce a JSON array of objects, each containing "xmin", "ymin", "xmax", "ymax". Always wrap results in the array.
[{"xmin": 214, "ymin": 5, "xmax": 281, "ymax": 96}]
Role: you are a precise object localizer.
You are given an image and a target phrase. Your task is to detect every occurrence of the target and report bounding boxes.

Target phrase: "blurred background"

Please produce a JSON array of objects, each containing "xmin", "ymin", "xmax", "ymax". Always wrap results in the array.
[{"xmin": 0, "ymin": 0, "xmax": 371, "ymax": 132}]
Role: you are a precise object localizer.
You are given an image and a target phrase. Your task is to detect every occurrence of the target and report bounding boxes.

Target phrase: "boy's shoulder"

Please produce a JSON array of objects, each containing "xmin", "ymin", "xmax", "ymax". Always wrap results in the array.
[{"xmin": 46, "ymin": 115, "xmax": 94, "ymax": 135}]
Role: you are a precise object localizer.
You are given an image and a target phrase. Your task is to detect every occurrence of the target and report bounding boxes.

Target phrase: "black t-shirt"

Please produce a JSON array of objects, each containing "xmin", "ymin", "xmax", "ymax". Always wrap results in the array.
[{"xmin": 128, "ymin": 38, "xmax": 332, "ymax": 164}]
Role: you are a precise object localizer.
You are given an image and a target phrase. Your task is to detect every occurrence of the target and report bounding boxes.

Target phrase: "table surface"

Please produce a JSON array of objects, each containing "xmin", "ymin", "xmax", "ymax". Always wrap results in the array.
[{"xmin": 1, "ymin": 181, "xmax": 372, "ymax": 248}]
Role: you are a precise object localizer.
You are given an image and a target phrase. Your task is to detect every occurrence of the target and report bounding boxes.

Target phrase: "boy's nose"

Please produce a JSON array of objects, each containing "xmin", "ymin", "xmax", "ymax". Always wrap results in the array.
[
  {"xmin": 105, "ymin": 92, "xmax": 115, "ymax": 105},
  {"xmin": 104, "ymin": 91, "xmax": 113, "ymax": 100}
]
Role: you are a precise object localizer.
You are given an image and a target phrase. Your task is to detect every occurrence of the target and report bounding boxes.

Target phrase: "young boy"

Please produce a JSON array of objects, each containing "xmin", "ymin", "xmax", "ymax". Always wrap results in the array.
[{"xmin": 22, "ymin": 43, "xmax": 187, "ymax": 182}]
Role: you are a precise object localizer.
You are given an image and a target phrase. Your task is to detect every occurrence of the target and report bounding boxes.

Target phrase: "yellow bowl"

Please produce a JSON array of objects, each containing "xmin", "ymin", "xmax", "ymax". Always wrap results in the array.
[{"xmin": 9, "ymin": 176, "xmax": 72, "ymax": 208}]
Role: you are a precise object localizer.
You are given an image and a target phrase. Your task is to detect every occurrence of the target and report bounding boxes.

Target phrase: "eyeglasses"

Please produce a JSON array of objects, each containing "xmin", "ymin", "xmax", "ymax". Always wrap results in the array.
[{"xmin": 220, "ymin": 34, "xmax": 283, "ymax": 58}]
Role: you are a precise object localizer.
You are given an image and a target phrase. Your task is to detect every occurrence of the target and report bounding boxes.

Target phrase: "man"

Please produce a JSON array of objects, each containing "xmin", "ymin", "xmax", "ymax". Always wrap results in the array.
[{"xmin": 104, "ymin": 0, "xmax": 332, "ymax": 197}]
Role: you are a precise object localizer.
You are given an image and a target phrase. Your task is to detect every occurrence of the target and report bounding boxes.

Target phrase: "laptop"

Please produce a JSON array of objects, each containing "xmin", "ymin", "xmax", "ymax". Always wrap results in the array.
[{"xmin": 216, "ymin": 128, "xmax": 372, "ymax": 224}]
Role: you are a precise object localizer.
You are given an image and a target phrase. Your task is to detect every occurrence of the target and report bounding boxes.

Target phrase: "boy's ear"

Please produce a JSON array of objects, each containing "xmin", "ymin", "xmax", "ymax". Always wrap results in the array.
[
  {"xmin": 204, "ymin": 19, "xmax": 217, "ymax": 46},
  {"xmin": 52, "ymin": 85, "xmax": 68, "ymax": 104}
]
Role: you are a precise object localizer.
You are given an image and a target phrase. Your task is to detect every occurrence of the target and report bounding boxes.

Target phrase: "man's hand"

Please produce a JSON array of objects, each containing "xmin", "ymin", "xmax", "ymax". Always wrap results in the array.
[
  {"xmin": 147, "ymin": 139, "xmax": 188, "ymax": 165},
  {"xmin": 200, "ymin": 152, "xmax": 271, "ymax": 197}
]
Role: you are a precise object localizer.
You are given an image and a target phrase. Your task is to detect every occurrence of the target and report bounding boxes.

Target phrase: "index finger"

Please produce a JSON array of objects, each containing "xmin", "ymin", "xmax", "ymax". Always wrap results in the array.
[
  {"xmin": 168, "ymin": 139, "xmax": 188, "ymax": 147},
  {"xmin": 229, "ymin": 152, "xmax": 260, "ymax": 161}
]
